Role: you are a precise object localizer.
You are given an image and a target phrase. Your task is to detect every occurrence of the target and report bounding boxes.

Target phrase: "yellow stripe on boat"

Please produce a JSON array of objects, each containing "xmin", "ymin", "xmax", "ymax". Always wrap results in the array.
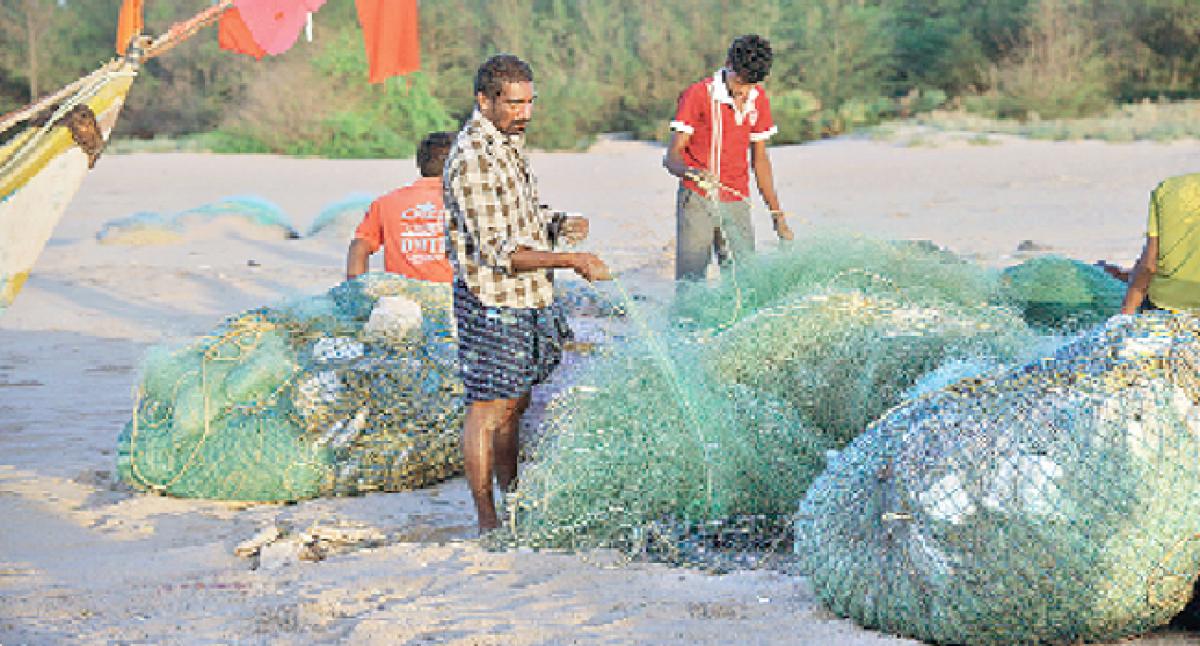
[{"xmin": 0, "ymin": 64, "xmax": 135, "ymax": 311}]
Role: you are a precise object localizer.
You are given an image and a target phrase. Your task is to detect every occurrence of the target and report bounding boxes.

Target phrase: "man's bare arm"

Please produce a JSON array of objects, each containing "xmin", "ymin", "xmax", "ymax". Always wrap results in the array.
[
  {"xmin": 750, "ymin": 140, "xmax": 781, "ymax": 211},
  {"xmin": 346, "ymin": 238, "xmax": 372, "ymax": 280},
  {"xmin": 751, "ymin": 140, "xmax": 793, "ymax": 241},
  {"xmin": 1120, "ymin": 236, "xmax": 1159, "ymax": 314},
  {"xmin": 663, "ymin": 132, "xmax": 699, "ymax": 180},
  {"xmin": 510, "ymin": 248, "xmax": 611, "ymax": 282}
]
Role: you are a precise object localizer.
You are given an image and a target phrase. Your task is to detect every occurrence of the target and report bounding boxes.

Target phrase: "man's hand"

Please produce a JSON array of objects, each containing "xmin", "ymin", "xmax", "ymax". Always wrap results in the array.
[
  {"xmin": 771, "ymin": 212, "xmax": 794, "ymax": 241},
  {"xmin": 571, "ymin": 253, "xmax": 612, "ymax": 282},
  {"xmin": 685, "ymin": 168, "xmax": 721, "ymax": 195},
  {"xmin": 561, "ymin": 216, "xmax": 590, "ymax": 245}
]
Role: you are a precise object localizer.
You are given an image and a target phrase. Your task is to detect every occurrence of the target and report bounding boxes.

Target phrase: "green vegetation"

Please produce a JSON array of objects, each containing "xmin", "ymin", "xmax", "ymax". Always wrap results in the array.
[
  {"xmin": 913, "ymin": 100, "xmax": 1200, "ymax": 142},
  {"xmin": 3, "ymin": 0, "xmax": 1200, "ymax": 156}
]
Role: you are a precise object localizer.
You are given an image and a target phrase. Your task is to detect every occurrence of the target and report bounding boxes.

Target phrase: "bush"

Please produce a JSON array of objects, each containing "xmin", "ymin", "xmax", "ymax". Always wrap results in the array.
[{"xmin": 975, "ymin": 0, "xmax": 1113, "ymax": 119}]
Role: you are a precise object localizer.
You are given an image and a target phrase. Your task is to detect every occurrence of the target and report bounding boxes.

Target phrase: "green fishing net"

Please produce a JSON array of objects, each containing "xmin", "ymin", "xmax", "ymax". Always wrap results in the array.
[
  {"xmin": 504, "ymin": 236, "xmax": 1043, "ymax": 559},
  {"xmin": 1000, "ymin": 255, "xmax": 1126, "ymax": 331},
  {"xmin": 671, "ymin": 233, "xmax": 1001, "ymax": 330},
  {"xmin": 703, "ymin": 287, "xmax": 1035, "ymax": 447},
  {"xmin": 116, "ymin": 273, "xmax": 463, "ymax": 501},
  {"xmin": 796, "ymin": 312, "xmax": 1200, "ymax": 645},
  {"xmin": 507, "ymin": 337, "xmax": 830, "ymax": 554}
]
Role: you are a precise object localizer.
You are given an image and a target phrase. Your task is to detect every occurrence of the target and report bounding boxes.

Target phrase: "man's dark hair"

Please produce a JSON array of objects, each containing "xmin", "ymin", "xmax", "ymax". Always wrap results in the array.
[
  {"xmin": 417, "ymin": 131, "xmax": 455, "ymax": 177},
  {"xmin": 727, "ymin": 34, "xmax": 773, "ymax": 84},
  {"xmin": 474, "ymin": 54, "xmax": 534, "ymax": 98}
]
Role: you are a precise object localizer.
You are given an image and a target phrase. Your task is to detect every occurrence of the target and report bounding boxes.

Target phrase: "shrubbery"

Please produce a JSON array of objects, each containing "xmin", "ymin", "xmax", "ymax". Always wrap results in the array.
[{"xmin": 4, "ymin": 0, "xmax": 1200, "ymax": 155}]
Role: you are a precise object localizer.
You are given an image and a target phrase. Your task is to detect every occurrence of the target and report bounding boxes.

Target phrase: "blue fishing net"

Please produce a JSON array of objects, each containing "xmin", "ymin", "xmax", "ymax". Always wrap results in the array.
[
  {"xmin": 797, "ymin": 312, "xmax": 1200, "ymax": 645},
  {"xmin": 97, "ymin": 195, "xmax": 298, "ymax": 244},
  {"xmin": 305, "ymin": 192, "xmax": 377, "ymax": 238}
]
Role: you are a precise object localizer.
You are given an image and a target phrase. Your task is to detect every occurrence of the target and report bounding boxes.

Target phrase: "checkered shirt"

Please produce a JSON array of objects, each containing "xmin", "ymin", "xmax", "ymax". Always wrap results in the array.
[{"xmin": 444, "ymin": 109, "xmax": 567, "ymax": 309}]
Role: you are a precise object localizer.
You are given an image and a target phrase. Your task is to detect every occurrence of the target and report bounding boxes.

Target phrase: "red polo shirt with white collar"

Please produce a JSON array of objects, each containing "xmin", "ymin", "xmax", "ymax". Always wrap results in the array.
[{"xmin": 670, "ymin": 69, "xmax": 778, "ymax": 202}]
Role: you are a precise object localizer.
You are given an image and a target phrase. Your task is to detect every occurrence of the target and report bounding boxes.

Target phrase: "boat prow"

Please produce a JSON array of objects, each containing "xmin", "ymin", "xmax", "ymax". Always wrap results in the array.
[{"xmin": 0, "ymin": 61, "xmax": 136, "ymax": 314}]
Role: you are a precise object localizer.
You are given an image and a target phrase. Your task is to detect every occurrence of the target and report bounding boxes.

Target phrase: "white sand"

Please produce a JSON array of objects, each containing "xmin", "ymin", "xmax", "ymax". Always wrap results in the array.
[{"xmin": 2, "ymin": 137, "xmax": 1199, "ymax": 644}]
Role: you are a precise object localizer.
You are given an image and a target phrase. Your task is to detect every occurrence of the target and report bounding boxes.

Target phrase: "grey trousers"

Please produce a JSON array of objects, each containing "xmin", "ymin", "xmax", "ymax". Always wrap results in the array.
[{"xmin": 674, "ymin": 185, "xmax": 754, "ymax": 281}]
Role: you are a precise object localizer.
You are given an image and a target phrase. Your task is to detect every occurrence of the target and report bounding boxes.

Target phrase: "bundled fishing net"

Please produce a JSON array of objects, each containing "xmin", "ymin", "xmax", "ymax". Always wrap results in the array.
[
  {"xmin": 704, "ymin": 287, "xmax": 1036, "ymax": 447},
  {"xmin": 507, "ymin": 334, "xmax": 830, "ymax": 556},
  {"xmin": 796, "ymin": 312, "xmax": 1200, "ymax": 645},
  {"xmin": 671, "ymin": 232, "xmax": 1001, "ymax": 331},
  {"xmin": 1000, "ymin": 255, "xmax": 1126, "ymax": 331},
  {"xmin": 97, "ymin": 195, "xmax": 298, "ymax": 244},
  {"xmin": 505, "ymin": 235, "xmax": 1045, "ymax": 559},
  {"xmin": 305, "ymin": 192, "xmax": 377, "ymax": 238},
  {"xmin": 116, "ymin": 273, "xmax": 463, "ymax": 501}
]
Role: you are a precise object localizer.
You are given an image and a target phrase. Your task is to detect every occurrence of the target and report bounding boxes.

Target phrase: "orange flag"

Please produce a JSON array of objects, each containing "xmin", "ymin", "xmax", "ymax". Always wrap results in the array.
[
  {"xmin": 355, "ymin": 0, "xmax": 420, "ymax": 84},
  {"xmin": 115, "ymin": 0, "xmax": 144, "ymax": 54},
  {"xmin": 218, "ymin": 7, "xmax": 268, "ymax": 60}
]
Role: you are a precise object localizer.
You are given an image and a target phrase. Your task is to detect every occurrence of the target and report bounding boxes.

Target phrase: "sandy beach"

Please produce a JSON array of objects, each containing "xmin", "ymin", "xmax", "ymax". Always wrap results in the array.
[{"xmin": 3, "ymin": 134, "xmax": 1200, "ymax": 645}]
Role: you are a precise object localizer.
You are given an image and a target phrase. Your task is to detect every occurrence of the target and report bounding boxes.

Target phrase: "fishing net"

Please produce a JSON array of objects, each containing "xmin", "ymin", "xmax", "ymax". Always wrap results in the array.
[
  {"xmin": 504, "ymin": 236, "xmax": 1041, "ymax": 559},
  {"xmin": 1000, "ymin": 255, "xmax": 1126, "ymax": 332},
  {"xmin": 116, "ymin": 273, "xmax": 463, "ymax": 501},
  {"xmin": 703, "ymin": 287, "xmax": 1036, "ymax": 447},
  {"xmin": 97, "ymin": 195, "xmax": 298, "ymax": 244},
  {"xmin": 796, "ymin": 312, "xmax": 1200, "ymax": 645},
  {"xmin": 305, "ymin": 192, "xmax": 377, "ymax": 238},
  {"xmin": 506, "ymin": 333, "xmax": 831, "ymax": 556},
  {"xmin": 671, "ymin": 232, "xmax": 1000, "ymax": 331}
]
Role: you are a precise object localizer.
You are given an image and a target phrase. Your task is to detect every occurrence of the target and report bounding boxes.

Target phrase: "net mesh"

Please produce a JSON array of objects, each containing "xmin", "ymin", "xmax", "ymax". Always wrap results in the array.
[
  {"xmin": 796, "ymin": 312, "xmax": 1200, "ymax": 645},
  {"xmin": 116, "ymin": 273, "xmax": 463, "ymax": 501},
  {"xmin": 503, "ymin": 236, "xmax": 1051, "ymax": 561},
  {"xmin": 305, "ymin": 192, "xmax": 377, "ymax": 238},
  {"xmin": 1000, "ymin": 255, "xmax": 1127, "ymax": 332},
  {"xmin": 97, "ymin": 195, "xmax": 298, "ymax": 244}
]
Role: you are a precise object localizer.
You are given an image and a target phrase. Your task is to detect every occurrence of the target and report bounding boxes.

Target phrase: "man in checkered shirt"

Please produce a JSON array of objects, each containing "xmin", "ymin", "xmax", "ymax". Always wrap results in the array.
[{"xmin": 444, "ymin": 53, "xmax": 612, "ymax": 532}]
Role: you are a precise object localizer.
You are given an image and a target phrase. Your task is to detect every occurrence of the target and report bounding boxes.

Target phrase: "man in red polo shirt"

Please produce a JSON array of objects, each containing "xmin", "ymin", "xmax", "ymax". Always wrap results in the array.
[
  {"xmin": 663, "ymin": 34, "xmax": 793, "ymax": 282},
  {"xmin": 346, "ymin": 131, "xmax": 455, "ymax": 282}
]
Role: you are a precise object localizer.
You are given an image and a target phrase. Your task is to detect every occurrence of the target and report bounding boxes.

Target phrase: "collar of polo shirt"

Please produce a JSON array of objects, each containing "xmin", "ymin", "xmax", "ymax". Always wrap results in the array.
[{"xmin": 710, "ymin": 68, "xmax": 760, "ymax": 120}]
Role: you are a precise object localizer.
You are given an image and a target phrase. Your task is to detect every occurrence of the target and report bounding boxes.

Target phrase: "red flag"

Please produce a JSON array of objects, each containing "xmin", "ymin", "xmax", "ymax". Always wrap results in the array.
[
  {"xmin": 115, "ymin": 0, "xmax": 144, "ymax": 54},
  {"xmin": 355, "ymin": 0, "xmax": 420, "ymax": 84},
  {"xmin": 218, "ymin": 7, "xmax": 268, "ymax": 60}
]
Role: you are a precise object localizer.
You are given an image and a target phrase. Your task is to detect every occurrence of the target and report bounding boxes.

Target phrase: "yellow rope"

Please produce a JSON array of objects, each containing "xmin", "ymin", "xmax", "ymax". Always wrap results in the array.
[{"xmin": 127, "ymin": 315, "xmax": 281, "ymax": 493}]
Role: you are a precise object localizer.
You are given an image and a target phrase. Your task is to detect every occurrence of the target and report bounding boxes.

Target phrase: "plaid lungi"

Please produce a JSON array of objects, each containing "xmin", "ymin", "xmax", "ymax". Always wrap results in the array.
[{"xmin": 452, "ymin": 279, "xmax": 572, "ymax": 403}]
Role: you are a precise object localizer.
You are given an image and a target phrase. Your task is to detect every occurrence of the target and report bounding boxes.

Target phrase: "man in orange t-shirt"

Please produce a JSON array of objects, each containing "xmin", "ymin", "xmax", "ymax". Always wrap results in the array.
[{"xmin": 346, "ymin": 132, "xmax": 455, "ymax": 282}]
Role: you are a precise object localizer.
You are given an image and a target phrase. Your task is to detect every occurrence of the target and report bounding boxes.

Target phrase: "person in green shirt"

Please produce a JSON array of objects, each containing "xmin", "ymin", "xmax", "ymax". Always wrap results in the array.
[{"xmin": 1121, "ymin": 173, "xmax": 1200, "ymax": 313}]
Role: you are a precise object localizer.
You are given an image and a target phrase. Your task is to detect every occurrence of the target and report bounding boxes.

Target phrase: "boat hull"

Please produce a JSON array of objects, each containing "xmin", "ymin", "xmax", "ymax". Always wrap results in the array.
[{"xmin": 0, "ymin": 66, "xmax": 135, "ymax": 313}]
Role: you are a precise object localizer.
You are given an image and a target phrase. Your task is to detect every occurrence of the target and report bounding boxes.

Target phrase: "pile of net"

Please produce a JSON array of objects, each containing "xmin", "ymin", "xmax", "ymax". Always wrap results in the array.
[
  {"xmin": 796, "ymin": 312, "xmax": 1200, "ymax": 645},
  {"xmin": 97, "ymin": 195, "xmax": 298, "ymax": 245},
  {"xmin": 506, "ymin": 334, "xmax": 831, "ymax": 558},
  {"xmin": 116, "ymin": 273, "xmax": 463, "ymax": 501},
  {"xmin": 679, "ymin": 233, "xmax": 1040, "ymax": 446},
  {"xmin": 505, "ymin": 234, "xmax": 1043, "ymax": 558},
  {"xmin": 305, "ymin": 192, "xmax": 377, "ymax": 238},
  {"xmin": 1000, "ymin": 255, "xmax": 1126, "ymax": 332}
]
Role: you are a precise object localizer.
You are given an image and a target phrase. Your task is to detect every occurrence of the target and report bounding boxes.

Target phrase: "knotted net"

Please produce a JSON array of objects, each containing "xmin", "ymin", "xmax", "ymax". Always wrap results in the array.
[{"xmin": 797, "ymin": 312, "xmax": 1200, "ymax": 645}]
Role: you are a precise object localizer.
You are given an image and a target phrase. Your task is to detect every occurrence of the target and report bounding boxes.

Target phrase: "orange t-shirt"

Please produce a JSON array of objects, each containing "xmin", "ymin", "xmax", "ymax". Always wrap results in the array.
[{"xmin": 354, "ymin": 177, "xmax": 453, "ymax": 282}]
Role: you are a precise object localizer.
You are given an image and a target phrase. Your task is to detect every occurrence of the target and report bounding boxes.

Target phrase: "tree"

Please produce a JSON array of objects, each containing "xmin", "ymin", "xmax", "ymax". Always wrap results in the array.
[
  {"xmin": 779, "ymin": 0, "xmax": 896, "ymax": 107},
  {"xmin": 987, "ymin": 0, "xmax": 1112, "ymax": 118},
  {"xmin": 0, "ymin": 0, "xmax": 61, "ymax": 101}
]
